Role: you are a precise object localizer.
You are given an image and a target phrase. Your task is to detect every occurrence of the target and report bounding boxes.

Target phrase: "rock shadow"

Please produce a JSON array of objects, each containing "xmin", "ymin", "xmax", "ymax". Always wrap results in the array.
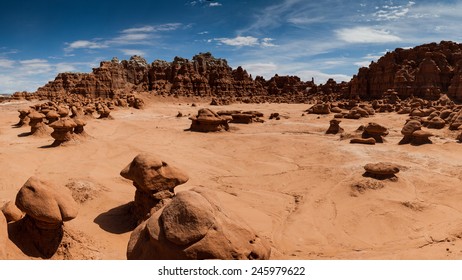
[
  {"xmin": 17, "ymin": 132, "xmax": 31, "ymax": 137},
  {"xmin": 7, "ymin": 218, "xmax": 60, "ymax": 259},
  {"xmin": 93, "ymin": 202, "xmax": 137, "ymax": 234},
  {"xmin": 362, "ymin": 172, "xmax": 398, "ymax": 181}
]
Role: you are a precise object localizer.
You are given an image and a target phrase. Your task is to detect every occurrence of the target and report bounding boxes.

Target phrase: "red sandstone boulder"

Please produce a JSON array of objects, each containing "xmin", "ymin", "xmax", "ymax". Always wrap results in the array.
[{"xmin": 127, "ymin": 188, "xmax": 271, "ymax": 260}]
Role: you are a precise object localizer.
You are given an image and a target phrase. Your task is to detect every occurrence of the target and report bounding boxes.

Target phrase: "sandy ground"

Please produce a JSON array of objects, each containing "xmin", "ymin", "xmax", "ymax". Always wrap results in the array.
[{"xmin": 1, "ymin": 96, "xmax": 462, "ymax": 260}]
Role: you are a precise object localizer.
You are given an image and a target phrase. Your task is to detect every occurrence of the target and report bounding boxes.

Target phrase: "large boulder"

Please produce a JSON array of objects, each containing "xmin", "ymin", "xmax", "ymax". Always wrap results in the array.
[{"xmin": 127, "ymin": 188, "xmax": 271, "ymax": 260}]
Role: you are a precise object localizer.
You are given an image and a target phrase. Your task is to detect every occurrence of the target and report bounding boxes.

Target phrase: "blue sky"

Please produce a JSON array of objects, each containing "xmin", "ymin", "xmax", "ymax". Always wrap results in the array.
[{"xmin": 1, "ymin": 0, "xmax": 462, "ymax": 93}]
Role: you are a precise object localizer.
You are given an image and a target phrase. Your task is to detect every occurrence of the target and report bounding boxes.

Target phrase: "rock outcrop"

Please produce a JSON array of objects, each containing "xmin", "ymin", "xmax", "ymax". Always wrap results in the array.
[
  {"xmin": 362, "ymin": 122, "xmax": 388, "ymax": 143},
  {"xmin": 127, "ymin": 188, "xmax": 271, "ymax": 260},
  {"xmin": 120, "ymin": 153, "xmax": 189, "ymax": 223},
  {"xmin": 13, "ymin": 53, "xmax": 316, "ymax": 104},
  {"xmin": 364, "ymin": 162, "xmax": 400, "ymax": 179},
  {"xmin": 189, "ymin": 108, "xmax": 231, "ymax": 132},
  {"xmin": 326, "ymin": 119, "xmax": 343, "ymax": 134},
  {"xmin": 348, "ymin": 41, "xmax": 462, "ymax": 102}
]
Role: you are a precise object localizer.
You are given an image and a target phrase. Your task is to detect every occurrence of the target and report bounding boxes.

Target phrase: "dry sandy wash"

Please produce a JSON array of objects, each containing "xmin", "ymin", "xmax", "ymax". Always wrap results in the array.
[{"xmin": 1, "ymin": 96, "xmax": 462, "ymax": 259}]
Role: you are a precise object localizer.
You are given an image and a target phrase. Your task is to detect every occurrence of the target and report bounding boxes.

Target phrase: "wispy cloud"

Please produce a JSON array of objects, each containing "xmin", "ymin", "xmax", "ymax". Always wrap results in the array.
[
  {"xmin": 65, "ymin": 23, "xmax": 182, "ymax": 53},
  {"xmin": 189, "ymin": 0, "xmax": 222, "ymax": 7},
  {"xmin": 335, "ymin": 27, "xmax": 402, "ymax": 43},
  {"xmin": 120, "ymin": 49, "xmax": 146, "ymax": 56},
  {"xmin": 373, "ymin": 1, "xmax": 415, "ymax": 21},
  {"xmin": 0, "ymin": 58, "xmax": 15, "ymax": 68},
  {"xmin": 215, "ymin": 36, "xmax": 276, "ymax": 47},
  {"xmin": 66, "ymin": 40, "xmax": 108, "ymax": 50}
]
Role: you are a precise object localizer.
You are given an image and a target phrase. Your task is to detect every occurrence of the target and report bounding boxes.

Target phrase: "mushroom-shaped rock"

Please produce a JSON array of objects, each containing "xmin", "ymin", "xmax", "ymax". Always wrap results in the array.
[
  {"xmin": 427, "ymin": 116, "xmax": 445, "ymax": 129},
  {"xmin": 16, "ymin": 109, "xmax": 30, "ymax": 127},
  {"xmin": 14, "ymin": 176, "xmax": 78, "ymax": 258},
  {"xmin": 121, "ymin": 153, "xmax": 189, "ymax": 222},
  {"xmin": 362, "ymin": 122, "xmax": 388, "ymax": 143},
  {"xmin": 49, "ymin": 117, "xmax": 77, "ymax": 145},
  {"xmin": 28, "ymin": 110, "xmax": 49, "ymax": 136},
  {"xmin": 45, "ymin": 110, "xmax": 60, "ymax": 124},
  {"xmin": 57, "ymin": 107, "xmax": 69, "ymax": 118},
  {"xmin": 399, "ymin": 120, "xmax": 422, "ymax": 144},
  {"xmin": 364, "ymin": 162, "xmax": 400, "ymax": 179},
  {"xmin": 326, "ymin": 119, "xmax": 343, "ymax": 134},
  {"xmin": 127, "ymin": 188, "xmax": 271, "ymax": 260},
  {"xmin": 73, "ymin": 118, "xmax": 87, "ymax": 135},
  {"xmin": 15, "ymin": 177, "xmax": 78, "ymax": 225},
  {"xmin": 189, "ymin": 108, "xmax": 230, "ymax": 132},
  {"xmin": 307, "ymin": 103, "xmax": 330, "ymax": 114},
  {"xmin": 411, "ymin": 130, "xmax": 433, "ymax": 145},
  {"xmin": 97, "ymin": 105, "xmax": 111, "ymax": 119}
]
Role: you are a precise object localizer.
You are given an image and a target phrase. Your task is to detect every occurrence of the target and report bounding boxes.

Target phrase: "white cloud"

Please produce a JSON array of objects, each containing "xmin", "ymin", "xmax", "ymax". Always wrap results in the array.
[
  {"xmin": 335, "ymin": 27, "xmax": 402, "ymax": 43},
  {"xmin": 261, "ymin": 38, "xmax": 276, "ymax": 47},
  {"xmin": 209, "ymin": 2, "xmax": 222, "ymax": 7},
  {"xmin": 55, "ymin": 63, "xmax": 78, "ymax": 73},
  {"xmin": 296, "ymin": 70, "xmax": 351, "ymax": 84},
  {"xmin": 0, "ymin": 58, "xmax": 15, "ymax": 68},
  {"xmin": 240, "ymin": 62, "xmax": 278, "ymax": 78},
  {"xmin": 67, "ymin": 40, "xmax": 107, "ymax": 50},
  {"xmin": 122, "ymin": 23, "xmax": 182, "ymax": 34},
  {"xmin": 120, "ymin": 49, "xmax": 146, "ymax": 56},
  {"xmin": 121, "ymin": 26, "xmax": 155, "ymax": 33},
  {"xmin": 216, "ymin": 36, "xmax": 259, "ymax": 47},
  {"xmin": 215, "ymin": 36, "xmax": 276, "ymax": 47}
]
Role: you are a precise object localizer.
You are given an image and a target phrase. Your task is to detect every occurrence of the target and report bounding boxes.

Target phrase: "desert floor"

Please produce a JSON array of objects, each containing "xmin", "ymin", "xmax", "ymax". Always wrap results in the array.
[{"xmin": 1, "ymin": 96, "xmax": 462, "ymax": 259}]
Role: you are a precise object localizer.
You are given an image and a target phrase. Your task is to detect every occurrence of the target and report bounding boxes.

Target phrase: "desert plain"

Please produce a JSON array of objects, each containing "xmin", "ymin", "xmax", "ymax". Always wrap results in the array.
[{"xmin": 1, "ymin": 94, "xmax": 461, "ymax": 260}]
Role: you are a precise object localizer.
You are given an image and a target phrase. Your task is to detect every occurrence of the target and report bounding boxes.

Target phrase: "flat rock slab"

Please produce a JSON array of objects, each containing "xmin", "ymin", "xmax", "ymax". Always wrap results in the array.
[{"xmin": 364, "ymin": 162, "xmax": 400, "ymax": 175}]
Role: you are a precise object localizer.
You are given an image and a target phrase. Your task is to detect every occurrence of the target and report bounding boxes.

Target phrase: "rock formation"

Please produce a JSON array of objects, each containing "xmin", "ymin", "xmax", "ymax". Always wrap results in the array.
[
  {"xmin": 363, "ymin": 162, "xmax": 400, "ymax": 180},
  {"xmin": 1, "ymin": 201, "xmax": 24, "ymax": 222},
  {"xmin": 411, "ymin": 129, "xmax": 433, "ymax": 145},
  {"xmin": 27, "ymin": 111, "xmax": 50, "ymax": 136},
  {"xmin": 49, "ymin": 118, "xmax": 77, "ymax": 145},
  {"xmin": 350, "ymin": 138, "xmax": 376, "ymax": 145},
  {"xmin": 348, "ymin": 41, "xmax": 462, "ymax": 102},
  {"xmin": 362, "ymin": 122, "xmax": 388, "ymax": 143},
  {"xmin": 189, "ymin": 108, "xmax": 231, "ymax": 132},
  {"xmin": 120, "ymin": 153, "xmax": 189, "ymax": 223},
  {"xmin": 399, "ymin": 119, "xmax": 422, "ymax": 144},
  {"xmin": 127, "ymin": 188, "xmax": 271, "ymax": 260},
  {"xmin": 13, "ymin": 53, "xmax": 316, "ymax": 104},
  {"xmin": 16, "ymin": 109, "xmax": 30, "ymax": 127},
  {"xmin": 326, "ymin": 119, "xmax": 343, "ymax": 134},
  {"xmin": 14, "ymin": 176, "xmax": 78, "ymax": 258}
]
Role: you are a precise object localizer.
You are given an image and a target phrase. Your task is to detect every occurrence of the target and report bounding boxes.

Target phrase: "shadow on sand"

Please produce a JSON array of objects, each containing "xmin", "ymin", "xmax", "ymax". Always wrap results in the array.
[{"xmin": 93, "ymin": 202, "xmax": 137, "ymax": 234}]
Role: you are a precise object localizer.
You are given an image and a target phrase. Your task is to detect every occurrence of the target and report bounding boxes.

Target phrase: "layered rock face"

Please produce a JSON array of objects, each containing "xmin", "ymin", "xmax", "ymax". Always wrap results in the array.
[
  {"xmin": 348, "ymin": 41, "xmax": 462, "ymax": 101},
  {"xmin": 14, "ymin": 52, "xmax": 315, "ymax": 103}
]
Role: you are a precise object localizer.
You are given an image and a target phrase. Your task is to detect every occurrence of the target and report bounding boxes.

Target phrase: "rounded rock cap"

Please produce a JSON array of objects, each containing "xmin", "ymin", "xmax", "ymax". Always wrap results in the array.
[{"xmin": 15, "ymin": 176, "xmax": 78, "ymax": 224}]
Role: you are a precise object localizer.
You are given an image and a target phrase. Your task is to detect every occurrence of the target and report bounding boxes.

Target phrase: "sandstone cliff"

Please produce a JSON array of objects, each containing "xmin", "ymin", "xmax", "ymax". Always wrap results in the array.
[{"xmin": 348, "ymin": 41, "xmax": 462, "ymax": 102}]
